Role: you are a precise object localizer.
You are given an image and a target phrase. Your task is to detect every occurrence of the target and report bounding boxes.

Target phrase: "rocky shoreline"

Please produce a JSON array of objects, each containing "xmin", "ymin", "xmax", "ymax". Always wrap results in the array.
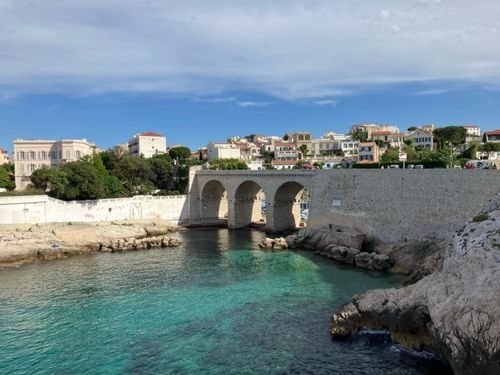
[
  {"xmin": 0, "ymin": 220, "xmax": 183, "ymax": 268},
  {"xmin": 281, "ymin": 199, "xmax": 500, "ymax": 374}
]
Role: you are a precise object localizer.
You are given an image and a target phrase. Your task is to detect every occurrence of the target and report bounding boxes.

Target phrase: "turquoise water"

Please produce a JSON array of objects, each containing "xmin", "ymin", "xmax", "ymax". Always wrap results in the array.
[{"xmin": 0, "ymin": 229, "xmax": 447, "ymax": 374}]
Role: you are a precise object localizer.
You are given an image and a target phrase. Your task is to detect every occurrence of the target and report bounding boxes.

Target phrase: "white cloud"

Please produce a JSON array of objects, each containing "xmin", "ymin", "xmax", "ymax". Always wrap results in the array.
[
  {"xmin": 0, "ymin": 0, "xmax": 499, "ymax": 99},
  {"xmin": 236, "ymin": 101, "xmax": 271, "ymax": 108},
  {"xmin": 412, "ymin": 88, "xmax": 451, "ymax": 95},
  {"xmin": 312, "ymin": 99, "xmax": 337, "ymax": 107}
]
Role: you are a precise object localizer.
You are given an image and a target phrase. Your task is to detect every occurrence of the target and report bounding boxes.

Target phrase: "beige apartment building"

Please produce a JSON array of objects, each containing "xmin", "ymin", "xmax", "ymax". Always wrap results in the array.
[
  {"xmin": 13, "ymin": 139, "xmax": 96, "ymax": 190},
  {"xmin": 128, "ymin": 132, "xmax": 167, "ymax": 158},
  {"xmin": 0, "ymin": 148, "xmax": 9, "ymax": 165}
]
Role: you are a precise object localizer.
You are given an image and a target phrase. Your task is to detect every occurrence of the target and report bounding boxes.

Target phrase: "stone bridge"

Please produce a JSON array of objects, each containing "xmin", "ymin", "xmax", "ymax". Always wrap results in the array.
[
  {"xmin": 188, "ymin": 170, "xmax": 315, "ymax": 232},
  {"xmin": 188, "ymin": 169, "xmax": 500, "ymax": 242}
]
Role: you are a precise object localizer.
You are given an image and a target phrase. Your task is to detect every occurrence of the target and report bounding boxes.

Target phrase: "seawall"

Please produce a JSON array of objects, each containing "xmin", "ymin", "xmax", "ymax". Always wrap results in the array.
[
  {"xmin": 0, "ymin": 195, "xmax": 188, "ymax": 225},
  {"xmin": 307, "ymin": 169, "xmax": 500, "ymax": 243}
]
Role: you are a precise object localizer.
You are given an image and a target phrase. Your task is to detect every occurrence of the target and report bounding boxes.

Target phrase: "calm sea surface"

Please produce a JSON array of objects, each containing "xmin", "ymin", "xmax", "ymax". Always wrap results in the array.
[{"xmin": 0, "ymin": 229, "xmax": 449, "ymax": 374}]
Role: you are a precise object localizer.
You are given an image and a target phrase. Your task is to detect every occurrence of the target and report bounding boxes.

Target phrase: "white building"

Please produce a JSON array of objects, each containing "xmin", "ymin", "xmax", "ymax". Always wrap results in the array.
[
  {"xmin": 337, "ymin": 139, "xmax": 360, "ymax": 159},
  {"xmin": 246, "ymin": 159, "xmax": 264, "ymax": 170},
  {"xmin": 463, "ymin": 126, "xmax": 481, "ymax": 137},
  {"xmin": 13, "ymin": 138, "xmax": 96, "ymax": 190},
  {"xmin": 0, "ymin": 148, "xmax": 9, "ymax": 165},
  {"xmin": 405, "ymin": 129, "xmax": 434, "ymax": 149},
  {"xmin": 207, "ymin": 142, "xmax": 241, "ymax": 161},
  {"xmin": 128, "ymin": 132, "xmax": 167, "ymax": 158}
]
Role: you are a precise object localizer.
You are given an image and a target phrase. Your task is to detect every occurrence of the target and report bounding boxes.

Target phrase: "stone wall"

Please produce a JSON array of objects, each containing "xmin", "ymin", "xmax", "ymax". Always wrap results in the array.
[
  {"xmin": 0, "ymin": 195, "xmax": 188, "ymax": 225},
  {"xmin": 308, "ymin": 169, "xmax": 500, "ymax": 242}
]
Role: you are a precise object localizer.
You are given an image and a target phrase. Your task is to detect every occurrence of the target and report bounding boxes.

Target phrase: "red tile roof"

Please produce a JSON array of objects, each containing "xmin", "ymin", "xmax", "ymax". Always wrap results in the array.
[
  {"xmin": 485, "ymin": 130, "xmax": 500, "ymax": 135},
  {"xmin": 142, "ymin": 132, "xmax": 163, "ymax": 137},
  {"xmin": 463, "ymin": 125, "xmax": 479, "ymax": 128},
  {"xmin": 372, "ymin": 131, "xmax": 392, "ymax": 136}
]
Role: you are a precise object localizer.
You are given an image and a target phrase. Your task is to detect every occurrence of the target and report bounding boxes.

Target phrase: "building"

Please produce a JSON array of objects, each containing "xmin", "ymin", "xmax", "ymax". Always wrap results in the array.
[
  {"xmin": 207, "ymin": 142, "xmax": 241, "ymax": 161},
  {"xmin": 287, "ymin": 132, "xmax": 312, "ymax": 155},
  {"xmin": 311, "ymin": 138, "xmax": 337, "ymax": 157},
  {"xmin": 0, "ymin": 148, "xmax": 9, "ymax": 165},
  {"xmin": 484, "ymin": 130, "xmax": 500, "ymax": 143},
  {"xmin": 350, "ymin": 123, "xmax": 400, "ymax": 140},
  {"xmin": 371, "ymin": 131, "xmax": 404, "ymax": 150},
  {"xmin": 13, "ymin": 138, "xmax": 96, "ymax": 190},
  {"xmin": 273, "ymin": 141, "xmax": 299, "ymax": 160},
  {"xmin": 405, "ymin": 129, "xmax": 434, "ymax": 149},
  {"xmin": 337, "ymin": 138, "xmax": 360, "ymax": 159},
  {"xmin": 246, "ymin": 159, "xmax": 264, "ymax": 170},
  {"xmin": 418, "ymin": 124, "xmax": 436, "ymax": 134},
  {"xmin": 128, "ymin": 132, "xmax": 167, "ymax": 158},
  {"xmin": 271, "ymin": 159, "xmax": 297, "ymax": 169},
  {"xmin": 227, "ymin": 138, "xmax": 261, "ymax": 162},
  {"xmin": 463, "ymin": 126, "xmax": 481, "ymax": 137},
  {"xmin": 357, "ymin": 142, "xmax": 380, "ymax": 163}
]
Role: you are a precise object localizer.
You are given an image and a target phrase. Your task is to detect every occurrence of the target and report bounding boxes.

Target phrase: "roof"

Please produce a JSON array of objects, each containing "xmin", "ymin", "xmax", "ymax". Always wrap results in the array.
[
  {"xmin": 485, "ymin": 130, "xmax": 500, "ymax": 135},
  {"xmin": 358, "ymin": 142, "xmax": 376, "ymax": 147},
  {"xmin": 463, "ymin": 125, "xmax": 480, "ymax": 128},
  {"xmin": 372, "ymin": 131, "xmax": 392, "ymax": 136},
  {"xmin": 141, "ymin": 132, "xmax": 163, "ymax": 137},
  {"xmin": 0, "ymin": 148, "xmax": 7, "ymax": 153},
  {"xmin": 272, "ymin": 159, "xmax": 298, "ymax": 165}
]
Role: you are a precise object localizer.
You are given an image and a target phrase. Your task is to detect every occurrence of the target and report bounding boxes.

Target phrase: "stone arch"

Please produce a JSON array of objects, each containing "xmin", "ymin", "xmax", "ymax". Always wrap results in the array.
[
  {"xmin": 230, "ymin": 180, "xmax": 265, "ymax": 229},
  {"xmin": 271, "ymin": 181, "xmax": 306, "ymax": 232},
  {"xmin": 201, "ymin": 180, "xmax": 228, "ymax": 223}
]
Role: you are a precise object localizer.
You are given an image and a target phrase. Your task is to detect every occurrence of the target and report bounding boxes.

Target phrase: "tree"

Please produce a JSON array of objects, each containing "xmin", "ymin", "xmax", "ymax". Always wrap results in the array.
[
  {"xmin": 478, "ymin": 142, "xmax": 500, "ymax": 153},
  {"xmin": 351, "ymin": 131, "xmax": 368, "ymax": 142},
  {"xmin": 113, "ymin": 156, "xmax": 155, "ymax": 193},
  {"xmin": 461, "ymin": 144, "xmax": 478, "ymax": 160},
  {"xmin": 30, "ymin": 167, "xmax": 56, "ymax": 191},
  {"xmin": 209, "ymin": 158, "xmax": 248, "ymax": 170},
  {"xmin": 298, "ymin": 144, "xmax": 308, "ymax": 158},
  {"xmin": 169, "ymin": 146, "xmax": 191, "ymax": 162},
  {"xmin": 0, "ymin": 164, "xmax": 15, "ymax": 191},
  {"xmin": 283, "ymin": 134, "xmax": 289, "ymax": 141},
  {"xmin": 404, "ymin": 139, "xmax": 413, "ymax": 147},
  {"xmin": 381, "ymin": 149, "xmax": 399, "ymax": 163},
  {"xmin": 61, "ymin": 161, "xmax": 106, "ymax": 200},
  {"xmin": 100, "ymin": 146, "xmax": 127, "ymax": 171},
  {"xmin": 408, "ymin": 126, "xmax": 418, "ymax": 131},
  {"xmin": 433, "ymin": 126, "xmax": 467, "ymax": 150},
  {"xmin": 149, "ymin": 154, "xmax": 174, "ymax": 190}
]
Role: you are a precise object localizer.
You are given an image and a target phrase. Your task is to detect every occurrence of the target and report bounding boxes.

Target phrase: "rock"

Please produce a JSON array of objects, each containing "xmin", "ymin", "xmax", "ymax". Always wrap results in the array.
[
  {"xmin": 258, "ymin": 237, "xmax": 288, "ymax": 250},
  {"xmin": 331, "ymin": 197, "xmax": 500, "ymax": 374}
]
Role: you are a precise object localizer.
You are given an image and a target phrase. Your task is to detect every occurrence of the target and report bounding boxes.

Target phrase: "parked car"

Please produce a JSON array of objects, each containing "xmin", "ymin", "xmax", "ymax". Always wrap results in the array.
[
  {"xmin": 415, "ymin": 165, "xmax": 424, "ymax": 169},
  {"xmin": 301, "ymin": 164, "xmax": 314, "ymax": 170},
  {"xmin": 389, "ymin": 164, "xmax": 400, "ymax": 169}
]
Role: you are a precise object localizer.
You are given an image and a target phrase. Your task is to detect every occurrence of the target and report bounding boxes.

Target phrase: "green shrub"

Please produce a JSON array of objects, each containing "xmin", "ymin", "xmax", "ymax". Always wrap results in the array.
[{"xmin": 472, "ymin": 213, "xmax": 489, "ymax": 223}]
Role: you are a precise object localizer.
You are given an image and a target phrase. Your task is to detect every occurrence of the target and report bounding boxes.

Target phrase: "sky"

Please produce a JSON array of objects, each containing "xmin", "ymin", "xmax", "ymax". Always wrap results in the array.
[{"xmin": 1, "ymin": 0, "xmax": 500, "ymax": 152}]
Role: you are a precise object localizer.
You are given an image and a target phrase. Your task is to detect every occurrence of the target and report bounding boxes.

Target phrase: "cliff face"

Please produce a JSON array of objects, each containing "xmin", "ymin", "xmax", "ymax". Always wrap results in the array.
[{"xmin": 331, "ymin": 197, "xmax": 500, "ymax": 375}]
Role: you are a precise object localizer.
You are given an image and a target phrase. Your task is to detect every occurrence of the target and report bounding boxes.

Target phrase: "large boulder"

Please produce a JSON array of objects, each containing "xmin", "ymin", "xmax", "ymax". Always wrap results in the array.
[{"xmin": 331, "ymin": 196, "xmax": 500, "ymax": 375}]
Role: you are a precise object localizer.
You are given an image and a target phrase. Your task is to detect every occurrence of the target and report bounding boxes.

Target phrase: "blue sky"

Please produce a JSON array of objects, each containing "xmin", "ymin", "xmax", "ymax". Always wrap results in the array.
[{"xmin": 1, "ymin": 0, "xmax": 500, "ymax": 152}]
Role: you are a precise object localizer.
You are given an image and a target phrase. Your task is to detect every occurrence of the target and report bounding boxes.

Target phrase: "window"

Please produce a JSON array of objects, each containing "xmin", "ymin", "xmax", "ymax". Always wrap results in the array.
[
  {"xmin": 75, "ymin": 151, "xmax": 81, "ymax": 158},
  {"xmin": 41, "ymin": 151, "xmax": 47, "ymax": 160},
  {"xmin": 30, "ymin": 151, "xmax": 35, "ymax": 160}
]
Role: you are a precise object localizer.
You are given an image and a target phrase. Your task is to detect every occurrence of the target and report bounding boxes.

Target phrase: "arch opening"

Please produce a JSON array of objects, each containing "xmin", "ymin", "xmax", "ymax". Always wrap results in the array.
[
  {"xmin": 232, "ymin": 180, "xmax": 266, "ymax": 229},
  {"xmin": 201, "ymin": 180, "xmax": 228, "ymax": 226},
  {"xmin": 271, "ymin": 181, "xmax": 308, "ymax": 232}
]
